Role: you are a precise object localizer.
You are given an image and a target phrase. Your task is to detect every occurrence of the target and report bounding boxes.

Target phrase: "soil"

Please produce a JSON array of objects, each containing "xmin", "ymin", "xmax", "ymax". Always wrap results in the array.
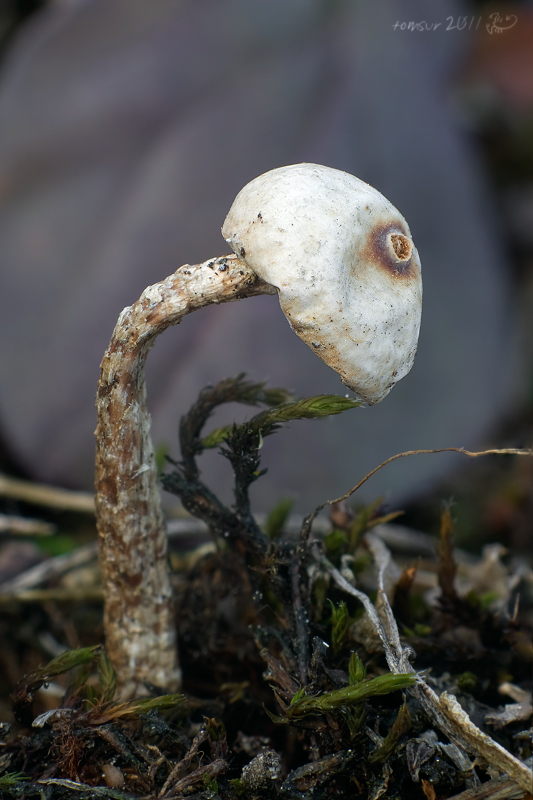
[{"xmin": 0, "ymin": 379, "xmax": 531, "ymax": 800}]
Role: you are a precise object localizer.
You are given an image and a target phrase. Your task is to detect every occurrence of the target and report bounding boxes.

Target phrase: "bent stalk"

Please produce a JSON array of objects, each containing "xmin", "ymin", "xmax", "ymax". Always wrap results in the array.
[{"xmin": 95, "ymin": 255, "xmax": 275, "ymax": 698}]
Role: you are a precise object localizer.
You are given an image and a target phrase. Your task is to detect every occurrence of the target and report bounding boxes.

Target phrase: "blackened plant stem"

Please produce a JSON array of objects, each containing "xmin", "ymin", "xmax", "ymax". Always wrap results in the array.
[{"xmin": 290, "ymin": 553, "xmax": 309, "ymax": 685}]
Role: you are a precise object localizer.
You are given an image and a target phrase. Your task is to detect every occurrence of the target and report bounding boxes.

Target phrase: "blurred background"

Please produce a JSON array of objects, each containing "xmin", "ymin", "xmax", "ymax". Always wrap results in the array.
[{"xmin": 0, "ymin": 0, "xmax": 532, "ymax": 548}]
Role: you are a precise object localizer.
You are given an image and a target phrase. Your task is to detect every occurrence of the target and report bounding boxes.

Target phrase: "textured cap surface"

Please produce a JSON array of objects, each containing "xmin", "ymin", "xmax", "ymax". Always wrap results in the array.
[{"xmin": 222, "ymin": 163, "xmax": 422, "ymax": 404}]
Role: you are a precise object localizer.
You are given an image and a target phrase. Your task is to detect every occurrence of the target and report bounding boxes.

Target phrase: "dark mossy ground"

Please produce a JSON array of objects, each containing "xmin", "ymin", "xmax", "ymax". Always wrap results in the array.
[{"xmin": 0, "ymin": 379, "xmax": 531, "ymax": 800}]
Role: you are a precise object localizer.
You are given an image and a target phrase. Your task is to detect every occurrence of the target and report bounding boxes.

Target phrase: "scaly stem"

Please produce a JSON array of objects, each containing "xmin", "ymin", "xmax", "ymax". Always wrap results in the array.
[{"xmin": 95, "ymin": 255, "xmax": 275, "ymax": 697}]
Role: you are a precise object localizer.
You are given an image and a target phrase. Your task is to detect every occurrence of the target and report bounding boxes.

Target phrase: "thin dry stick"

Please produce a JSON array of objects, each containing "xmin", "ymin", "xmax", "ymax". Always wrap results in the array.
[
  {"xmin": 158, "ymin": 728, "xmax": 208, "ymax": 797},
  {"xmin": 312, "ymin": 536, "xmax": 533, "ymax": 794},
  {"xmin": 95, "ymin": 255, "xmax": 275, "ymax": 698},
  {"xmin": 0, "ymin": 543, "xmax": 98, "ymax": 594},
  {"xmin": 302, "ymin": 447, "xmax": 532, "ymax": 538},
  {"xmin": 328, "ymin": 447, "xmax": 531, "ymax": 505},
  {"xmin": 0, "ymin": 473, "xmax": 95, "ymax": 513},
  {"xmin": 0, "ymin": 513, "xmax": 55, "ymax": 536},
  {"xmin": 446, "ymin": 774, "xmax": 531, "ymax": 800},
  {"xmin": 0, "ymin": 588, "xmax": 104, "ymax": 604}
]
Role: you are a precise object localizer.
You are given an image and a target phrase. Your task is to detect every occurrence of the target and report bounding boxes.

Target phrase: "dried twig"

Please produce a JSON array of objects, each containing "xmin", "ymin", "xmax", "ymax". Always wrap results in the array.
[
  {"xmin": 0, "ymin": 513, "xmax": 55, "ymax": 536},
  {"xmin": 0, "ymin": 473, "xmax": 95, "ymax": 513},
  {"xmin": 158, "ymin": 728, "xmax": 208, "ymax": 797},
  {"xmin": 302, "ymin": 447, "xmax": 532, "ymax": 540},
  {"xmin": 0, "ymin": 588, "xmax": 103, "ymax": 604},
  {"xmin": 162, "ymin": 758, "xmax": 227, "ymax": 799},
  {"xmin": 436, "ymin": 694, "xmax": 532, "ymax": 792},
  {"xmin": 37, "ymin": 778, "xmax": 123, "ymax": 796},
  {"xmin": 0, "ymin": 543, "xmax": 97, "ymax": 594},
  {"xmin": 446, "ymin": 774, "xmax": 532, "ymax": 800},
  {"xmin": 312, "ymin": 535, "xmax": 533, "ymax": 794}
]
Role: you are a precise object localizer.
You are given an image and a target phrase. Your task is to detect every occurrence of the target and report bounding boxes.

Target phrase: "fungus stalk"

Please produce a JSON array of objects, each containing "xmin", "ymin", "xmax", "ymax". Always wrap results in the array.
[
  {"xmin": 95, "ymin": 257, "xmax": 275, "ymax": 697},
  {"xmin": 95, "ymin": 164, "xmax": 422, "ymax": 697}
]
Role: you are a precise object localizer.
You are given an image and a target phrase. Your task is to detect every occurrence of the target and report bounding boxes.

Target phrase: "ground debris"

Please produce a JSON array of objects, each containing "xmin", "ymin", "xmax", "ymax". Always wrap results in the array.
[{"xmin": 1, "ymin": 378, "xmax": 532, "ymax": 800}]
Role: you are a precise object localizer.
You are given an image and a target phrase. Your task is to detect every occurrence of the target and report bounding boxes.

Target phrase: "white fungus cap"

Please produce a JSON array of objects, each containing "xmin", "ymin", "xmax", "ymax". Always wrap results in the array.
[{"xmin": 222, "ymin": 163, "xmax": 422, "ymax": 404}]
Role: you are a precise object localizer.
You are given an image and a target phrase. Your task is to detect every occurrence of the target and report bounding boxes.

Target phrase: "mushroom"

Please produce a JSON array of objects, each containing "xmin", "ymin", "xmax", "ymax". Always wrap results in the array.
[
  {"xmin": 223, "ymin": 163, "xmax": 422, "ymax": 404},
  {"xmin": 95, "ymin": 163, "xmax": 422, "ymax": 697}
]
